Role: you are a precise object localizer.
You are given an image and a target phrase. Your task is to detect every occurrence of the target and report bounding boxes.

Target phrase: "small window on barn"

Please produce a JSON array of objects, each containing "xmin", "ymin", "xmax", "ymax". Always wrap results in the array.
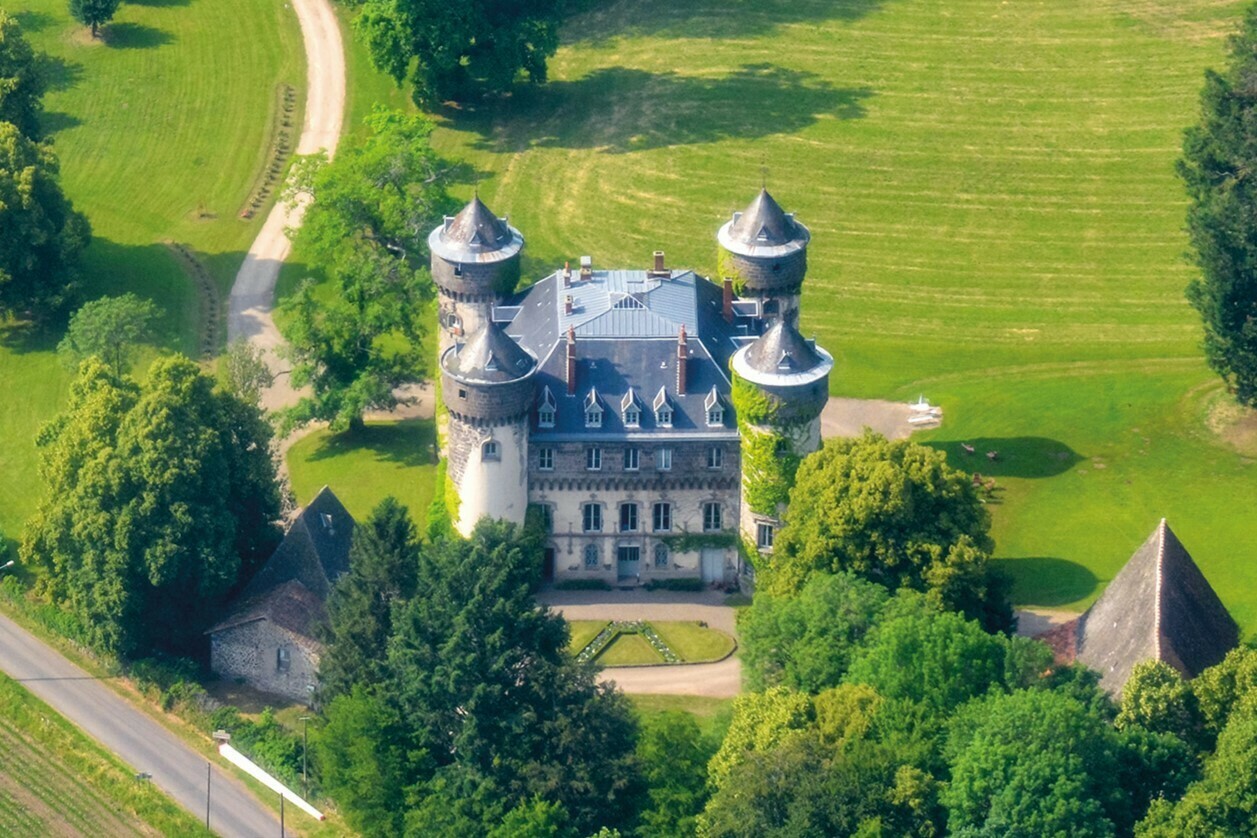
[{"xmin": 276, "ymin": 646, "xmax": 291, "ymax": 673}]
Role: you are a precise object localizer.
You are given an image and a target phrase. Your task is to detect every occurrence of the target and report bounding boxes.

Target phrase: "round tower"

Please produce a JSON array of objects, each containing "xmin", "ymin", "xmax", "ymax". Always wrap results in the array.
[
  {"xmin": 730, "ymin": 319, "xmax": 833, "ymax": 553},
  {"xmin": 717, "ymin": 188, "xmax": 810, "ymax": 325},
  {"xmin": 440, "ymin": 322, "xmax": 537, "ymax": 536},
  {"xmin": 428, "ymin": 195, "xmax": 524, "ymax": 354}
]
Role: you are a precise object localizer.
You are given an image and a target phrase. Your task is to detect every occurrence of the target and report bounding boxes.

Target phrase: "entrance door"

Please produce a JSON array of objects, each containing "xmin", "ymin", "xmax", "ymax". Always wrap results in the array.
[
  {"xmin": 700, "ymin": 548, "xmax": 725, "ymax": 584},
  {"xmin": 617, "ymin": 546, "xmax": 640, "ymax": 581},
  {"xmin": 543, "ymin": 547, "xmax": 555, "ymax": 582}
]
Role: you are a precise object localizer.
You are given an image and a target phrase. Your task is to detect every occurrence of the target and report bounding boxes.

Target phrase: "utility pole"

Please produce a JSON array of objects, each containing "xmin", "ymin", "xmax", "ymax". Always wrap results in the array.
[
  {"xmin": 280, "ymin": 792, "xmax": 285, "ymax": 837},
  {"xmin": 299, "ymin": 715, "xmax": 311, "ymax": 798},
  {"xmin": 205, "ymin": 762, "xmax": 211, "ymax": 832}
]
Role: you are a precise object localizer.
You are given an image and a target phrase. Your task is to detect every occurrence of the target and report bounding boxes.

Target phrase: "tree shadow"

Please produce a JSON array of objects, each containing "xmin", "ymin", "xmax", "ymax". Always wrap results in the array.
[
  {"xmin": 992, "ymin": 556, "xmax": 1099, "ymax": 608},
  {"xmin": 34, "ymin": 54, "xmax": 84, "ymax": 93},
  {"xmin": 43, "ymin": 112, "xmax": 82, "ymax": 136},
  {"xmin": 570, "ymin": 0, "xmax": 894, "ymax": 43},
  {"xmin": 451, "ymin": 64, "xmax": 872, "ymax": 154},
  {"xmin": 925, "ymin": 437, "xmax": 1084, "ymax": 479},
  {"xmin": 103, "ymin": 23, "xmax": 175, "ymax": 50},
  {"xmin": 303, "ymin": 418, "xmax": 437, "ymax": 469},
  {"xmin": 12, "ymin": 10, "xmax": 56, "ymax": 34},
  {"xmin": 127, "ymin": 0, "xmax": 193, "ymax": 7}
]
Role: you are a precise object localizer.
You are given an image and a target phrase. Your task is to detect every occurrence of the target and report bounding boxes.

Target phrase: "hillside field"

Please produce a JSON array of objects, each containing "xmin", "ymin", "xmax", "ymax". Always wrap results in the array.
[{"xmin": 422, "ymin": 0, "xmax": 1257, "ymax": 627}]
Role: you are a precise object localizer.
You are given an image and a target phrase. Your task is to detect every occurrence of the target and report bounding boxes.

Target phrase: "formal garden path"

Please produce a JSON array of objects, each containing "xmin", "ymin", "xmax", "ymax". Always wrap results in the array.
[{"xmin": 227, "ymin": 0, "xmax": 345, "ymax": 414}]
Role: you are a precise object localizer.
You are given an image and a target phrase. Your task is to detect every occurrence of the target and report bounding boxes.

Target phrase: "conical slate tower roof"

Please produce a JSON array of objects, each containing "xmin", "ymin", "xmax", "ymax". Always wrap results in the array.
[
  {"xmin": 743, "ymin": 319, "xmax": 824, "ymax": 375},
  {"xmin": 443, "ymin": 322, "xmax": 536, "ymax": 383},
  {"xmin": 442, "ymin": 195, "xmax": 513, "ymax": 250},
  {"xmin": 726, "ymin": 189, "xmax": 803, "ymax": 247},
  {"xmin": 1075, "ymin": 519, "xmax": 1238, "ymax": 696}
]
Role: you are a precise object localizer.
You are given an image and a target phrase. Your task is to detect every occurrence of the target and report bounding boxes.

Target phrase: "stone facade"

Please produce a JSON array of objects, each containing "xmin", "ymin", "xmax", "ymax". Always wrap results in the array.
[{"xmin": 209, "ymin": 619, "xmax": 320, "ymax": 705}]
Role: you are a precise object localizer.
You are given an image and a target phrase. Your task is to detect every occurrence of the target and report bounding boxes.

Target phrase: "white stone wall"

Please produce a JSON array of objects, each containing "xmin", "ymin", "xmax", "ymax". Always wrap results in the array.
[
  {"xmin": 455, "ymin": 420, "xmax": 530, "ymax": 536},
  {"xmin": 209, "ymin": 620, "xmax": 320, "ymax": 705}
]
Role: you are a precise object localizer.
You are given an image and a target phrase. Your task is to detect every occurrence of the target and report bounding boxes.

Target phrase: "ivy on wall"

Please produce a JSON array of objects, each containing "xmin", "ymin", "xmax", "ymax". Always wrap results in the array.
[
  {"xmin": 731, "ymin": 372, "xmax": 807, "ymax": 517},
  {"xmin": 658, "ymin": 531, "xmax": 738, "ymax": 553}
]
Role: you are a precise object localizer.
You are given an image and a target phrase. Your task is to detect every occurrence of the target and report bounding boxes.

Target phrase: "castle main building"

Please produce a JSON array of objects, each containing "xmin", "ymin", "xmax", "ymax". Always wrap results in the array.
[{"xmin": 431, "ymin": 189, "xmax": 833, "ymax": 585}]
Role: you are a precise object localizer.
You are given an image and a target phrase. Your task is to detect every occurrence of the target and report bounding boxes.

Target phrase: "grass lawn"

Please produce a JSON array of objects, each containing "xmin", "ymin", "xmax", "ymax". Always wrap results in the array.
[
  {"xmin": 568, "ymin": 619, "xmax": 609, "ymax": 654},
  {"xmin": 628, "ymin": 694, "xmax": 734, "ymax": 741},
  {"xmin": 0, "ymin": 0, "xmax": 304, "ymax": 550},
  {"xmin": 417, "ymin": 0, "xmax": 1257, "ymax": 630},
  {"xmin": 651, "ymin": 621, "xmax": 736, "ymax": 662},
  {"xmin": 596, "ymin": 633, "xmax": 664, "ymax": 666},
  {"xmin": 0, "ymin": 672, "xmax": 201, "ymax": 835},
  {"xmin": 286, "ymin": 419, "xmax": 439, "ymax": 521}
]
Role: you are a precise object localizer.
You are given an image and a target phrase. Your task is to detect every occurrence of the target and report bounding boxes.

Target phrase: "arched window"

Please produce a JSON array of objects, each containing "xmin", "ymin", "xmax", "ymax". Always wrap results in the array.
[
  {"xmin": 653, "ymin": 543, "xmax": 669, "ymax": 568},
  {"xmin": 583, "ymin": 543, "xmax": 600, "ymax": 569},
  {"xmin": 482, "ymin": 440, "xmax": 500, "ymax": 461}
]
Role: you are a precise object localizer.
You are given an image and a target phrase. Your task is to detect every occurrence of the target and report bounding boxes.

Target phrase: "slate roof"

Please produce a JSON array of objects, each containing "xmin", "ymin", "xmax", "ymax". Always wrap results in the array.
[
  {"xmin": 1066, "ymin": 520, "xmax": 1238, "ymax": 695},
  {"xmin": 743, "ymin": 320, "xmax": 825, "ymax": 375},
  {"xmin": 209, "ymin": 486, "xmax": 355, "ymax": 640},
  {"xmin": 443, "ymin": 321, "xmax": 537, "ymax": 384},
  {"xmin": 717, "ymin": 188, "xmax": 810, "ymax": 257},
  {"xmin": 428, "ymin": 195, "xmax": 523, "ymax": 264}
]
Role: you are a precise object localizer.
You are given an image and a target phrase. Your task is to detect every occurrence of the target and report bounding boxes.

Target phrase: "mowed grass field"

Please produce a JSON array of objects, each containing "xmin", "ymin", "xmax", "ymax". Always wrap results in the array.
[
  {"xmin": 0, "ymin": 672, "xmax": 201, "ymax": 835},
  {"xmin": 421, "ymin": 0, "xmax": 1257, "ymax": 628},
  {"xmin": 0, "ymin": 0, "xmax": 304, "ymax": 547}
]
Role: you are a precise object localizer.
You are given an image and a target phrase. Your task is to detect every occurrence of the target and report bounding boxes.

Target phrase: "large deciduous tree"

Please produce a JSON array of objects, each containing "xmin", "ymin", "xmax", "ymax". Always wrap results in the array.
[
  {"xmin": 0, "ymin": 12, "xmax": 46, "ymax": 140},
  {"xmin": 0, "ymin": 122, "xmax": 89, "ymax": 319},
  {"xmin": 57, "ymin": 293, "xmax": 159, "ymax": 373},
  {"xmin": 21, "ymin": 355, "xmax": 280, "ymax": 657},
  {"xmin": 355, "ymin": 0, "xmax": 564, "ymax": 107},
  {"xmin": 281, "ymin": 110, "xmax": 451, "ymax": 432},
  {"xmin": 764, "ymin": 431, "xmax": 1013, "ymax": 632},
  {"xmin": 1180, "ymin": 6, "xmax": 1257, "ymax": 406},
  {"xmin": 69, "ymin": 0, "xmax": 119, "ymax": 38}
]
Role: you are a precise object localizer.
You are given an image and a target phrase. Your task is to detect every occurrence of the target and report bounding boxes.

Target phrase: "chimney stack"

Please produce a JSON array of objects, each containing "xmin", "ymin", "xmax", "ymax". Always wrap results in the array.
[
  {"xmin": 648, "ymin": 250, "xmax": 671, "ymax": 279},
  {"xmin": 579, "ymin": 255, "xmax": 592, "ymax": 282},
  {"xmin": 676, "ymin": 325, "xmax": 688, "ymax": 396},
  {"xmin": 563, "ymin": 261, "xmax": 572, "ymax": 287},
  {"xmin": 564, "ymin": 295, "xmax": 573, "ymax": 316},
  {"xmin": 722, "ymin": 277, "xmax": 734, "ymax": 323},
  {"xmin": 566, "ymin": 326, "xmax": 577, "ymax": 395}
]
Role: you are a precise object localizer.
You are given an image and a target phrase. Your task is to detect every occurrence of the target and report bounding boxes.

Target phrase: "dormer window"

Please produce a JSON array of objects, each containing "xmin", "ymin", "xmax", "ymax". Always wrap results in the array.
[
  {"xmin": 652, "ymin": 386, "xmax": 673, "ymax": 428},
  {"xmin": 584, "ymin": 388, "xmax": 603, "ymax": 428},
  {"xmin": 538, "ymin": 386, "xmax": 556, "ymax": 428},
  {"xmin": 777, "ymin": 351, "xmax": 793, "ymax": 371},
  {"xmin": 621, "ymin": 388, "xmax": 641, "ymax": 428},
  {"xmin": 485, "ymin": 353, "xmax": 499, "ymax": 372},
  {"xmin": 705, "ymin": 386, "xmax": 724, "ymax": 427}
]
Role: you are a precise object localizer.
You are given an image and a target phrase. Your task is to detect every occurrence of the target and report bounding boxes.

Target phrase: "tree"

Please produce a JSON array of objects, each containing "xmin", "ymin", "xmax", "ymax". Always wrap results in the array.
[
  {"xmin": 281, "ymin": 110, "xmax": 451, "ymax": 432},
  {"xmin": 0, "ymin": 12, "xmax": 45, "ymax": 140},
  {"xmin": 354, "ymin": 0, "xmax": 565, "ymax": 106},
  {"xmin": 69, "ymin": 0, "xmax": 119, "ymax": 38},
  {"xmin": 764, "ymin": 431, "xmax": 1012, "ymax": 632},
  {"xmin": 0, "ymin": 122, "xmax": 90, "ymax": 319},
  {"xmin": 740, "ymin": 571, "xmax": 890, "ymax": 692},
  {"xmin": 635, "ymin": 711, "xmax": 717, "ymax": 837},
  {"xmin": 317, "ymin": 686, "xmax": 412, "ymax": 838},
  {"xmin": 1180, "ymin": 6, "xmax": 1257, "ymax": 406},
  {"xmin": 706, "ymin": 686, "xmax": 813, "ymax": 793},
  {"xmin": 1117, "ymin": 660, "xmax": 1205, "ymax": 749},
  {"xmin": 21, "ymin": 355, "xmax": 280, "ymax": 656},
  {"xmin": 218, "ymin": 340, "xmax": 273, "ymax": 405},
  {"xmin": 318, "ymin": 497, "xmax": 420, "ymax": 700},
  {"xmin": 57, "ymin": 293, "xmax": 159, "ymax": 373},
  {"xmin": 1191, "ymin": 646, "xmax": 1257, "ymax": 741},
  {"xmin": 943, "ymin": 689, "xmax": 1128, "ymax": 837}
]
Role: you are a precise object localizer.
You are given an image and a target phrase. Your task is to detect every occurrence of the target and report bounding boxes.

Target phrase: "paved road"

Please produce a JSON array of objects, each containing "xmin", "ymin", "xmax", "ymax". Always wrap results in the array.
[
  {"xmin": 0, "ymin": 614, "xmax": 280, "ymax": 837},
  {"xmin": 539, "ymin": 590, "xmax": 743, "ymax": 697},
  {"xmin": 227, "ymin": 0, "xmax": 345, "ymax": 413}
]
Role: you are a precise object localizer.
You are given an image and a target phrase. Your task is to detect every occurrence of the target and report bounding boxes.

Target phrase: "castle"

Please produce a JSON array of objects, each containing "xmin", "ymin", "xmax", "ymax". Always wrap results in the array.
[{"xmin": 430, "ymin": 189, "xmax": 833, "ymax": 585}]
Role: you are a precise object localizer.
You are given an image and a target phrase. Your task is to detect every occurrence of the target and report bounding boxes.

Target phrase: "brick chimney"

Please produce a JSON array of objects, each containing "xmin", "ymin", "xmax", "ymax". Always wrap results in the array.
[
  {"xmin": 563, "ymin": 261, "xmax": 572, "ymax": 287},
  {"xmin": 722, "ymin": 277, "xmax": 734, "ymax": 323},
  {"xmin": 566, "ymin": 325, "xmax": 577, "ymax": 395},
  {"xmin": 649, "ymin": 250, "xmax": 671, "ymax": 279},
  {"xmin": 564, "ymin": 295, "xmax": 574, "ymax": 315},
  {"xmin": 676, "ymin": 325, "xmax": 688, "ymax": 396},
  {"xmin": 579, "ymin": 255, "xmax": 592, "ymax": 282}
]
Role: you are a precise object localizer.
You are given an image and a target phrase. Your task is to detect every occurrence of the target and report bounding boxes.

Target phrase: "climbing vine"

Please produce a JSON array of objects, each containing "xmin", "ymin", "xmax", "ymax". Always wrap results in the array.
[
  {"xmin": 716, "ymin": 247, "xmax": 747, "ymax": 295},
  {"xmin": 658, "ymin": 531, "xmax": 738, "ymax": 553},
  {"xmin": 731, "ymin": 372, "xmax": 807, "ymax": 517}
]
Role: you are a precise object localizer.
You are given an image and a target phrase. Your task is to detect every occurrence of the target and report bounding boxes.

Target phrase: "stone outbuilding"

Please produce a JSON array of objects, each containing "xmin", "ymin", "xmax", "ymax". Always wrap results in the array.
[
  {"xmin": 1037, "ymin": 519, "xmax": 1238, "ymax": 696},
  {"xmin": 208, "ymin": 486, "xmax": 354, "ymax": 703}
]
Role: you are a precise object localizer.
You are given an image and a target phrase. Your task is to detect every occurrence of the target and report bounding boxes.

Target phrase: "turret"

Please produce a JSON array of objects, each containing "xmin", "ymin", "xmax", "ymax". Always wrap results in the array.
[
  {"xmin": 730, "ymin": 319, "xmax": 833, "ymax": 553},
  {"xmin": 441, "ymin": 322, "xmax": 537, "ymax": 536},
  {"xmin": 429, "ymin": 195, "xmax": 524, "ymax": 353},
  {"xmin": 717, "ymin": 188, "xmax": 810, "ymax": 325}
]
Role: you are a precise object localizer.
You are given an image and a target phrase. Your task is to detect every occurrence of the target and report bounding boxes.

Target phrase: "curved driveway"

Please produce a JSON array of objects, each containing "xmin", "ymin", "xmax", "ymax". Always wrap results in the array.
[{"xmin": 227, "ymin": 0, "xmax": 346, "ymax": 413}]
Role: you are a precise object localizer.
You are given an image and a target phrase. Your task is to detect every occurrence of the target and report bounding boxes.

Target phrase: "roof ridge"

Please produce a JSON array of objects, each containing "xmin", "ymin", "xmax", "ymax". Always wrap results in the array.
[{"xmin": 1153, "ymin": 518, "xmax": 1166, "ymax": 661}]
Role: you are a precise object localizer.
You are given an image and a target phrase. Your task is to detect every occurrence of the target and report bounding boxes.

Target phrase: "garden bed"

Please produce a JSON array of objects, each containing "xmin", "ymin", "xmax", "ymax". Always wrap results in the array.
[{"xmin": 568, "ymin": 620, "xmax": 734, "ymax": 666}]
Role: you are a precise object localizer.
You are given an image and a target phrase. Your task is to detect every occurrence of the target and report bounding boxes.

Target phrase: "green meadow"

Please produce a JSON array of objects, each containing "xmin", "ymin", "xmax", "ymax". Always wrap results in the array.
[
  {"xmin": 420, "ymin": 0, "xmax": 1257, "ymax": 627},
  {"xmin": 0, "ymin": 0, "xmax": 304, "ymax": 546}
]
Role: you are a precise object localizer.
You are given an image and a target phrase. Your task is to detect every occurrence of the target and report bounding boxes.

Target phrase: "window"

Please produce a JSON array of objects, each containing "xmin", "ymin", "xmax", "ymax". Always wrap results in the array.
[
  {"xmin": 481, "ymin": 440, "xmax": 500, "ymax": 461},
  {"xmin": 707, "ymin": 446, "xmax": 723, "ymax": 469},
  {"xmin": 652, "ymin": 502, "xmax": 672, "ymax": 532},
  {"xmin": 583, "ymin": 543, "xmax": 600, "ymax": 569},
  {"xmin": 624, "ymin": 407, "xmax": 641, "ymax": 427},
  {"xmin": 704, "ymin": 386, "xmax": 724, "ymax": 427},
  {"xmin": 458, "ymin": 388, "xmax": 467, "ymax": 399},
  {"xmin": 653, "ymin": 543, "xmax": 669, "ymax": 568},
  {"xmin": 707, "ymin": 406, "xmax": 724, "ymax": 426},
  {"xmin": 623, "ymin": 447, "xmax": 639, "ymax": 471},
  {"xmin": 703, "ymin": 502, "xmax": 722, "ymax": 532},
  {"xmin": 582, "ymin": 503, "xmax": 603, "ymax": 532},
  {"xmin": 657, "ymin": 448, "xmax": 673, "ymax": 471},
  {"xmin": 622, "ymin": 387, "xmax": 642, "ymax": 428},
  {"xmin": 276, "ymin": 646, "xmax": 290, "ymax": 673},
  {"xmin": 585, "ymin": 408, "xmax": 602, "ymax": 428},
  {"xmin": 541, "ymin": 505, "xmax": 554, "ymax": 531},
  {"xmin": 538, "ymin": 407, "xmax": 555, "ymax": 427},
  {"xmin": 757, "ymin": 522, "xmax": 775, "ymax": 550},
  {"xmin": 586, "ymin": 447, "xmax": 602, "ymax": 471},
  {"xmin": 657, "ymin": 406, "xmax": 673, "ymax": 426},
  {"xmin": 538, "ymin": 447, "xmax": 554, "ymax": 470},
  {"xmin": 620, "ymin": 503, "xmax": 639, "ymax": 532},
  {"xmin": 653, "ymin": 386, "xmax": 673, "ymax": 427}
]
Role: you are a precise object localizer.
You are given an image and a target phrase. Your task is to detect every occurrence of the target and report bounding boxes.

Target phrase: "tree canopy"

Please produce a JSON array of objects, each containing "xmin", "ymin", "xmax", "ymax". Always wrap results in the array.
[
  {"xmin": 57, "ymin": 293, "xmax": 159, "ymax": 373},
  {"xmin": 69, "ymin": 0, "xmax": 120, "ymax": 38},
  {"xmin": 764, "ymin": 431, "xmax": 1013, "ymax": 632},
  {"xmin": 0, "ymin": 122, "xmax": 90, "ymax": 319},
  {"xmin": 20, "ymin": 355, "xmax": 280, "ymax": 656},
  {"xmin": 1180, "ymin": 5, "xmax": 1257, "ymax": 406},
  {"xmin": 0, "ymin": 12, "xmax": 45, "ymax": 140},
  {"xmin": 354, "ymin": 0, "xmax": 565, "ymax": 106},
  {"xmin": 281, "ymin": 110, "xmax": 451, "ymax": 432}
]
